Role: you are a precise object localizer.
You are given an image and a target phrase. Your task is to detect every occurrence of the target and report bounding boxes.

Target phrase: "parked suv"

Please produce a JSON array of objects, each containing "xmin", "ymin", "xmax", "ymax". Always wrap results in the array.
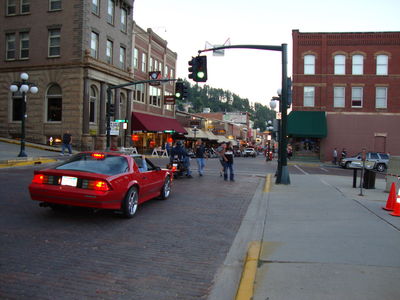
[{"xmin": 340, "ymin": 152, "xmax": 390, "ymax": 172}]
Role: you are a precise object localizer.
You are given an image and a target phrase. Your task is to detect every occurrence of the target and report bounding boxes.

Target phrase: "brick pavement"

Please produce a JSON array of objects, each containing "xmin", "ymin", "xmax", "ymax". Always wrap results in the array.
[{"xmin": 0, "ymin": 165, "xmax": 261, "ymax": 299}]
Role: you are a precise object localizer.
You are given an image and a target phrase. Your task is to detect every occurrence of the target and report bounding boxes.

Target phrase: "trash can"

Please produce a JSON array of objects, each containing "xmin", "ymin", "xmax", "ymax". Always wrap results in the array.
[{"xmin": 363, "ymin": 169, "xmax": 376, "ymax": 189}]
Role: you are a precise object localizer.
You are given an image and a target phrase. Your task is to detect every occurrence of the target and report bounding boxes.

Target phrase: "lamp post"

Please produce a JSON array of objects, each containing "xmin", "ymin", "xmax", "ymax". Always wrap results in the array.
[
  {"xmin": 10, "ymin": 73, "xmax": 38, "ymax": 157},
  {"xmin": 266, "ymin": 120, "xmax": 274, "ymax": 161}
]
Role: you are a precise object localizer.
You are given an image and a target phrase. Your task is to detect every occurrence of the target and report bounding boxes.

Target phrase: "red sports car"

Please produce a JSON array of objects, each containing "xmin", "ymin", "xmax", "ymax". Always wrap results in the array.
[{"xmin": 29, "ymin": 152, "xmax": 173, "ymax": 218}]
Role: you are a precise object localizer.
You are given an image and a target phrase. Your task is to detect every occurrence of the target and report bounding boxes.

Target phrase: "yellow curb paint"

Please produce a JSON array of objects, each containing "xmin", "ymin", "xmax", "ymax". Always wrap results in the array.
[
  {"xmin": 0, "ymin": 159, "xmax": 56, "ymax": 168},
  {"xmin": 235, "ymin": 241, "xmax": 261, "ymax": 300},
  {"xmin": 263, "ymin": 174, "xmax": 272, "ymax": 193}
]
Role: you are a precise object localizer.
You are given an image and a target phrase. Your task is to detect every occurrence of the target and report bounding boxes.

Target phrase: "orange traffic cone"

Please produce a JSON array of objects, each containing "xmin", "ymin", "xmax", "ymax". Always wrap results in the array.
[
  {"xmin": 389, "ymin": 189, "xmax": 400, "ymax": 217},
  {"xmin": 383, "ymin": 182, "xmax": 397, "ymax": 211}
]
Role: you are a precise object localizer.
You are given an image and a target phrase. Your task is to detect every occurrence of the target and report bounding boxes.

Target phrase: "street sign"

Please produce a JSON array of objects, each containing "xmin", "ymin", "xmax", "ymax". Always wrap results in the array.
[
  {"xmin": 110, "ymin": 122, "xmax": 120, "ymax": 135},
  {"xmin": 164, "ymin": 95, "xmax": 175, "ymax": 105},
  {"xmin": 115, "ymin": 119, "xmax": 127, "ymax": 123}
]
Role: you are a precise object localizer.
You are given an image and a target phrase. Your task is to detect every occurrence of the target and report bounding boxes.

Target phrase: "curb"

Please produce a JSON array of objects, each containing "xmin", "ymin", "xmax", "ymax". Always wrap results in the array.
[
  {"xmin": 0, "ymin": 158, "xmax": 57, "ymax": 168},
  {"xmin": 235, "ymin": 241, "xmax": 262, "ymax": 300}
]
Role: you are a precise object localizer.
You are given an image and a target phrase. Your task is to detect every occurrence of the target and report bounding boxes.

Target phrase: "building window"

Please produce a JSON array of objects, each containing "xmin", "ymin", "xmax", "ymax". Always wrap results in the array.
[
  {"xmin": 134, "ymin": 84, "xmax": 145, "ymax": 103},
  {"xmin": 91, "ymin": 0, "xmax": 99, "ymax": 15},
  {"xmin": 90, "ymin": 86, "xmax": 97, "ymax": 123},
  {"xmin": 49, "ymin": 0, "xmax": 62, "ymax": 11},
  {"xmin": 141, "ymin": 53, "xmax": 147, "ymax": 72},
  {"xmin": 376, "ymin": 87, "xmax": 387, "ymax": 109},
  {"xmin": 6, "ymin": 0, "xmax": 17, "ymax": 15},
  {"xmin": 11, "ymin": 91, "xmax": 23, "ymax": 121},
  {"xmin": 351, "ymin": 87, "xmax": 363, "ymax": 107},
  {"xmin": 164, "ymin": 65, "xmax": 168, "ymax": 77},
  {"xmin": 304, "ymin": 55, "xmax": 315, "ymax": 75},
  {"xmin": 376, "ymin": 55, "xmax": 388, "ymax": 75},
  {"xmin": 21, "ymin": 0, "xmax": 30, "ymax": 14},
  {"xmin": 164, "ymin": 91, "xmax": 174, "ymax": 111},
  {"xmin": 90, "ymin": 32, "xmax": 99, "ymax": 59},
  {"xmin": 303, "ymin": 86, "xmax": 315, "ymax": 107},
  {"xmin": 149, "ymin": 57, "xmax": 154, "ymax": 71},
  {"xmin": 47, "ymin": 84, "xmax": 62, "ymax": 122},
  {"xmin": 333, "ymin": 87, "xmax": 345, "ymax": 108},
  {"xmin": 48, "ymin": 28, "xmax": 61, "ymax": 57},
  {"xmin": 6, "ymin": 33, "xmax": 16, "ymax": 60},
  {"xmin": 352, "ymin": 55, "xmax": 363, "ymax": 75},
  {"xmin": 20, "ymin": 32, "xmax": 29, "ymax": 59},
  {"xmin": 106, "ymin": 39, "xmax": 113, "ymax": 64},
  {"xmin": 334, "ymin": 54, "xmax": 345, "ymax": 75},
  {"xmin": 150, "ymin": 86, "xmax": 161, "ymax": 107},
  {"xmin": 169, "ymin": 68, "xmax": 174, "ymax": 85},
  {"xmin": 120, "ymin": 8, "xmax": 127, "ymax": 32},
  {"xmin": 133, "ymin": 48, "xmax": 139, "ymax": 69},
  {"xmin": 107, "ymin": 0, "xmax": 115, "ymax": 25},
  {"xmin": 119, "ymin": 46, "xmax": 126, "ymax": 69}
]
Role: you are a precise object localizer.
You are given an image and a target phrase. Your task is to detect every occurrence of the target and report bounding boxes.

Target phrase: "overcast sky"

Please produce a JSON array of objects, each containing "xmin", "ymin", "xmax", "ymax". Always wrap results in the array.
[{"xmin": 134, "ymin": 0, "xmax": 400, "ymax": 107}]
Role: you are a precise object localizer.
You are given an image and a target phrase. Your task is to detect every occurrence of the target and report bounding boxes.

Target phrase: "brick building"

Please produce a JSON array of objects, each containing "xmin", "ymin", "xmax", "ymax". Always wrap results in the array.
[
  {"xmin": 0, "ymin": 0, "xmax": 182, "ymax": 152},
  {"xmin": 290, "ymin": 30, "xmax": 400, "ymax": 161}
]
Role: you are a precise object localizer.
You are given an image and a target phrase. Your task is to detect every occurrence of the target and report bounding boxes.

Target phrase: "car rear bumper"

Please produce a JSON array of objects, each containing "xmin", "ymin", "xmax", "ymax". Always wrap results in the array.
[{"xmin": 29, "ymin": 184, "xmax": 122, "ymax": 210}]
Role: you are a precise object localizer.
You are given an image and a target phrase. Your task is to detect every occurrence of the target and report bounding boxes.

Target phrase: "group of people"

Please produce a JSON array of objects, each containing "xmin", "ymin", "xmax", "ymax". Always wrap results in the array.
[
  {"xmin": 169, "ymin": 140, "xmax": 235, "ymax": 181},
  {"xmin": 332, "ymin": 147, "xmax": 347, "ymax": 165}
]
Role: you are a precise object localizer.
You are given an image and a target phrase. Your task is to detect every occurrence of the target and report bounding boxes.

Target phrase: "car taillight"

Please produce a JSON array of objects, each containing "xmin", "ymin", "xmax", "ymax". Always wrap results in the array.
[
  {"xmin": 32, "ymin": 174, "xmax": 46, "ymax": 184},
  {"xmin": 82, "ymin": 179, "xmax": 110, "ymax": 191}
]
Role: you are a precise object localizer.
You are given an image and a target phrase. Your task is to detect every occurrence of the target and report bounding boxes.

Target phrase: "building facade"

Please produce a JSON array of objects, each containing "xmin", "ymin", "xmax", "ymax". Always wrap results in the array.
[
  {"xmin": 0, "ymin": 0, "xmax": 181, "ymax": 152},
  {"xmin": 291, "ymin": 30, "xmax": 400, "ymax": 161}
]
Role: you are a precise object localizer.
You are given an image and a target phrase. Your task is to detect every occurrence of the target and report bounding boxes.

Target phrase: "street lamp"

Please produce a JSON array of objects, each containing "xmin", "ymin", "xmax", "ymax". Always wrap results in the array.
[{"xmin": 10, "ymin": 73, "xmax": 38, "ymax": 157}]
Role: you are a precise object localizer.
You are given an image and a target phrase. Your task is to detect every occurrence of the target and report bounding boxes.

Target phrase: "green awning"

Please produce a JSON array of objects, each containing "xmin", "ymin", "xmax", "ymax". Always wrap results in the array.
[{"xmin": 287, "ymin": 111, "xmax": 327, "ymax": 138}]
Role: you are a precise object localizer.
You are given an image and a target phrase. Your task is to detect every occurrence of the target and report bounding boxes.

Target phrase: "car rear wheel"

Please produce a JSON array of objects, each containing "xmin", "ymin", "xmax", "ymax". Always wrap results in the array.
[
  {"xmin": 122, "ymin": 186, "xmax": 138, "ymax": 218},
  {"xmin": 345, "ymin": 161, "xmax": 351, "ymax": 169},
  {"xmin": 160, "ymin": 176, "xmax": 171, "ymax": 200},
  {"xmin": 376, "ymin": 163, "xmax": 386, "ymax": 172}
]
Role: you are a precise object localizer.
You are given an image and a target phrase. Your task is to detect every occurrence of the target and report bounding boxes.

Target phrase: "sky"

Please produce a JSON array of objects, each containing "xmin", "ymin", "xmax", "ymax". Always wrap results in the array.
[{"xmin": 133, "ymin": 0, "xmax": 400, "ymax": 107}]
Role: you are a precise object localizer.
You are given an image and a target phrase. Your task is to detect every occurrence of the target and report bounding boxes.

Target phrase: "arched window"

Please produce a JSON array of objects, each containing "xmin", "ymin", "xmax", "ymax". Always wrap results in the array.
[
  {"xmin": 304, "ymin": 55, "xmax": 315, "ymax": 75},
  {"xmin": 90, "ymin": 86, "xmax": 97, "ymax": 123},
  {"xmin": 46, "ymin": 84, "xmax": 62, "ymax": 122},
  {"xmin": 352, "ymin": 55, "xmax": 364, "ymax": 75},
  {"xmin": 376, "ymin": 55, "xmax": 388, "ymax": 75},
  {"xmin": 334, "ymin": 55, "xmax": 346, "ymax": 75}
]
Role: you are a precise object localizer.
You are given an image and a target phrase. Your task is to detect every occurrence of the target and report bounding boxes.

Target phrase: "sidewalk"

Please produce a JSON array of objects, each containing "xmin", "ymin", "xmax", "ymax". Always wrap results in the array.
[
  {"xmin": 209, "ymin": 172, "xmax": 400, "ymax": 300},
  {"xmin": 0, "ymin": 138, "xmax": 66, "ymax": 167}
]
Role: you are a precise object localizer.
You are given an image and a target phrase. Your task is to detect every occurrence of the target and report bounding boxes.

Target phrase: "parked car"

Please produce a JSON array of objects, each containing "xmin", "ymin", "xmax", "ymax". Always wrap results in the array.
[
  {"xmin": 29, "ymin": 152, "xmax": 173, "ymax": 218},
  {"xmin": 340, "ymin": 152, "xmax": 390, "ymax": 172},
  {"xmin": 243, "ymin": 147, "xmax": 257, "ymax": 157}
]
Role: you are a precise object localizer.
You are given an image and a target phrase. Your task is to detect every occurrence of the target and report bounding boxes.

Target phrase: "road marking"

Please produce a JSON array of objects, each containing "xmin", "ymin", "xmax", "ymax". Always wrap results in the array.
[
  {"xmin": 320, "ymin": 167, "xmax": 329, "ymax": 172},
  {"xmin": 294, "ymin": 164, "xmax": 309, "ymax": 175},
  {"xmin": 263, "ymin": 174, "xmax": 272, "ymax": 192},
  {"xmin": 235, "ymin": 241, "xmax": 261, "ymax": 300}
]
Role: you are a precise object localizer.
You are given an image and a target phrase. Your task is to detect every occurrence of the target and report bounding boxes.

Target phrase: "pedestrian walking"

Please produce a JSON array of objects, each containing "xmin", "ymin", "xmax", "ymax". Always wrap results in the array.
[
  {"xmin": 332, "ymin": 147, "xmax": 338, "ymax": 165},
  {"xmin": 61, "ymin": 130, "xmax": 72, "ymax": 155},
  {"xmin": 216, "ymin": 142, "xmax": 226, "ymax": 177},
  {"xmin": 221, "ymin": 141, "xmax": 235, "ymax": 181},
  {"xmin": 195, "ymin": 140, "xmax": 206, "ymax": 176}
]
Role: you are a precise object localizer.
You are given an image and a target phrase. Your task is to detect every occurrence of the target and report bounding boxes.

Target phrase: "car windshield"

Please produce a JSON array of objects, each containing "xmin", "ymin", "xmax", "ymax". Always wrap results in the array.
[
  {"xmin": 56, "ymin": 153, "xmax": 129, "ymax": 175},
  {"xmin": 379, "ymin": 154, "xmax": 389, "ymax": 159}
]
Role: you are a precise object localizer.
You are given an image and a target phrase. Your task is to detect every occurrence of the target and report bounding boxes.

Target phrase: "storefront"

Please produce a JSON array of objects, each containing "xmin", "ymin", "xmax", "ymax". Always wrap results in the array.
[
  {"xmin": 287, "ymin": 111, "xmax": 327, "ymax": 160},
  {"xmin": 131, "ymin": 112, "xmax": 187, "ymax": 154}
]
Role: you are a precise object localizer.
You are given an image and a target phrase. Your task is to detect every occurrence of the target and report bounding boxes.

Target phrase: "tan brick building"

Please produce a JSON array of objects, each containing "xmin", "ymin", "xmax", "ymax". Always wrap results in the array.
[{"xmin": 0, "ymin": 0, "xmax": 181, "ymax": 152}]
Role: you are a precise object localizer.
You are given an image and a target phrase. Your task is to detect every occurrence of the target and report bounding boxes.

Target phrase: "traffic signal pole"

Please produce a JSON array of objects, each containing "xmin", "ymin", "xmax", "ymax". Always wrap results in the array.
[{"xmin": 198, "ymin": 44, "xmax": 290, "ymax": 184}]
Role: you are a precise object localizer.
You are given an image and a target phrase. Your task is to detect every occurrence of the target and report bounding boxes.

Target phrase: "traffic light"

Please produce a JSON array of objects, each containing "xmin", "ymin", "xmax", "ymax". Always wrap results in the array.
[
  {"xmin": 286, "ymin": 77, "xmax": 292, "ymax": 108},
  {"xmin": 175, "ymin": 81, "xmax": 189, "ymax": 100},
  {"xmin": 188, "ymin": 55, "xmax": 207, "ymax": 82},
  {"xmin": 107, "ymin": 103, "xmax": 115, "ymax": 117}
]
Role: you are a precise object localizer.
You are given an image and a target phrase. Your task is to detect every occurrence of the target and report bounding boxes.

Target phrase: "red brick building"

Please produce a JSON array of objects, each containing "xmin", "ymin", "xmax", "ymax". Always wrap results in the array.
[{"xmin": 291, "ymin": 30, "xmax": 400, "ymax": 161}]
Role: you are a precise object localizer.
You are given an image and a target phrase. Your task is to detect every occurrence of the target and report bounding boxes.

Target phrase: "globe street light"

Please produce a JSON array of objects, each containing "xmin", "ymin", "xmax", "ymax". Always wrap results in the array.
[{"xmin": 9, "ymin": 73, "xmax": 38, "ymax": 157}]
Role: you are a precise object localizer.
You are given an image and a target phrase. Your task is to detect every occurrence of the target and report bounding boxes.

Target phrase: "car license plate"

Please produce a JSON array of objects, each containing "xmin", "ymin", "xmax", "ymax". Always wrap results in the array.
[{"xmin": 61, "ymin": 176, "xmax": 77, "ymax": 187}]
